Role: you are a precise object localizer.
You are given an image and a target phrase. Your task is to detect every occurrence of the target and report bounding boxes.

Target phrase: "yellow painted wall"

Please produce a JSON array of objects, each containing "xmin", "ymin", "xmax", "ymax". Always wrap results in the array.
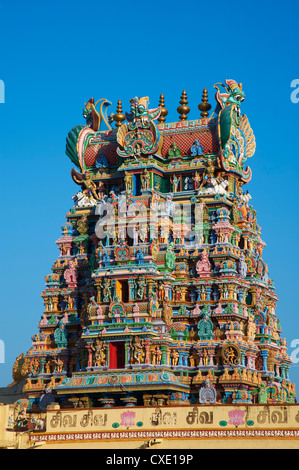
[{"xmin": 2, "ymin": 403, "xmax": 299, "ymax": 449}]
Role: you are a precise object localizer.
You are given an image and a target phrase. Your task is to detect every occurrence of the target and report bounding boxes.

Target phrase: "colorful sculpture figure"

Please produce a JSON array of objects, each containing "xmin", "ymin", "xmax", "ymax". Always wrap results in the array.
[
  {"xmin": 141, "ymin": 168, "xmax": 151, "ymax": 190},
  {"xmin": 199, "ymin": 158, "xmax": 216, "ymax": 188},
  {"xmin": 214, "ymin": 79, "xmax": 255, "ymax": 182},
  {"xmin": 117, "ymin": 96, "xmax": 161, "ymax": 158},
  {"xmin": 170, "ymin": 175, "xmax": 180, "ymax": 192},
  {"xmin": 193, "ymin": 172, "xmax": 201, "ymax": 190},
  {"xmin": 168, "ymin": 142, "xmax": 181, "ymax": 159},
  {"xmin": 130, "ymin": 336, "xmax": 145, "ymax": 364},
  {"xmin": 199, "ymin": 379, "xmax": 217, "ymax": 404},
  {"xmin": 165, "ymin": 243, "xmax": 176, "ymax": 270},
  {"xmin": 196, "ymin": 250, "xmax": 211, "ymax": 278},
  {"xmin": 71, "ymin": 169, "xmax": 100, "ymax": 200},
  {"xmin": 190, "ymin": 139, "xmax": 203, "ymax": 156},
  {"xmin": 64, "ymin": 261, "xmax": 78, "ymax": 288},
  {"xmin": 83, "ymin": 97, "xmax": 112, "ymax": 132}
]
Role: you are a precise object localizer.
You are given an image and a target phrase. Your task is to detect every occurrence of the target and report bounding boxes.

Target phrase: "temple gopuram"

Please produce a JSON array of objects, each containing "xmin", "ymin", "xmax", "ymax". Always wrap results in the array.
[{"xmin": 4, "ymin": 79, "xmax": 299, "ymax": 449}]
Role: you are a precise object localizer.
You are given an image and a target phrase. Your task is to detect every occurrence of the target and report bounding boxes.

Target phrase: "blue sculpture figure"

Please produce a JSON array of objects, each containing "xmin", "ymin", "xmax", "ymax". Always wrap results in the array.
[
  {"xmin": 102, "ymin": 251, "xmax": 110, "ymax": 266},
  {"xmin": 136, "ymin": 248, "xmax": 144, "ymax": 265},
  {"xmin": 96, "ymin": 153, "xmax": 108, "ymax": 168},
  {"xmin": 190, "ymin": 140, "xmax": 204, "ymax": 156}
]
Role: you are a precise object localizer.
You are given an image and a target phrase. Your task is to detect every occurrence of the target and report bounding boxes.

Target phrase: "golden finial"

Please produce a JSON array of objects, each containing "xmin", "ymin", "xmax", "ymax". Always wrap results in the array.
[
  {"xmin": 113, "ymin": 99, "xmax": 126, "ymax": 128},
  {"xmin": 157, "ymin": 93, "xmax": 168, "ymax": 123},
  {"xmin": 198, "ymin": 88, "xmax": 211, "ymax": 118},
  {"xmin": 177, "ymin": 90, "xmax": 190, "ymax": 121}
]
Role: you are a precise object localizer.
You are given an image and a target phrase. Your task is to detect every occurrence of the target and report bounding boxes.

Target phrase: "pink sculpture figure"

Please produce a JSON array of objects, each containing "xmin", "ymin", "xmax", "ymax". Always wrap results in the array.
[
  {"xmin": 233, "ymin": 303, "xmax": 239, "ymax": 314},
  {"xmin": 214, "ymin": 303, "xmax": 223, "ymax": 314},
  {"xmin": 196, "ymin": 250, "xmax": 211, "ymax": 278},
  {"xmin": 115, "ymin": 312, "xmax": 121, "ymax": 323},
  {"xmin": 62, "ymin": 312, "xmax": 69, "ymax": 324},
  {"xmin": 133, "ymin": 303, "xmax": 140, "ymax": 322},
  {"xmin": 193, "ymin": 304, "xmax": 201, "ymax": 315},
  {"xmin": 96, "ymin": 306, "xmax": 104, "ymax": 325},
  {"xmin": 39, "ymin": 313, "xmax": 48, "ymax": 326},
  {"xmin": 64, "ymin": 261, "xmax": 78, "ymax": 288}
]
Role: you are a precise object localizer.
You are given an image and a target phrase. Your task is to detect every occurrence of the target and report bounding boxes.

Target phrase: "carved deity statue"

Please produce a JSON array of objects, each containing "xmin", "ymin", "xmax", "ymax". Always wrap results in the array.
[
  {"xmin": 196, "ymin": 250, "xmax": 211, "ymax": 278},
  {"xmin": 141, "ymin": 168, "xmax": 151, "ymax": 190},
  {"xmin": 170, "ymin": 174, "xmax": 180, "ymax": 192},
  {"xmin": 170, "ymin": 349, "xmax": 179, "ymax": 366},
  {"xmin": 91, "ymin": 337, "xmax": 106, "ymax": 367},
  {"xmin": 136, "ymin": 277, "xmax": 146, "ymax": 300},
  {"xmin": 64, "ymin": 260, "xmax": 78, "ymax": 288},
  {"xmin": 162, "ymin": 300, "xmax": 173, "ymax": 325},
  {"xmin": 193, "ymin": 172, "xmax": 201, "ymax": 190},
  {"xmin": 124, "ymin": 171, "xmax": 133, "ymax": 191},
  {"xmin": 77, "ymin": 215, "xmax": 89, "ymax": 235},
  {"xmin": 102, "ymin": 278, "xmax": 112, "ymax": 302},
  {"xmin": 199, "ymin": 158, "xmax": 216, "ymax": 188},
  {"xmin": 199, "ymin": 379, "xmax": 216, "ymax": 404},
  {"xmin": 72, "ymin": 170, "xmax": 100, "ymax": 200},
  {"xmin": 130, "ymin": 336, "xmax": 145, "ymax": 364},
  {"xmin": 152, "ymin": 347, "xmax": 162, "ymax": 365}
]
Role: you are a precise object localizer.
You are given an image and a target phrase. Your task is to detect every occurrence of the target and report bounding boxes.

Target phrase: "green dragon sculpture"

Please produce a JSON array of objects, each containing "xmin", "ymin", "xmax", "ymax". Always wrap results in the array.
[
  {"xmin": 214, "ymin": 79, "xmax": 256, "ymax": 183},
  {"xmin": 65, "ymin": 97, "xmax": 112, "ymax": 173}
]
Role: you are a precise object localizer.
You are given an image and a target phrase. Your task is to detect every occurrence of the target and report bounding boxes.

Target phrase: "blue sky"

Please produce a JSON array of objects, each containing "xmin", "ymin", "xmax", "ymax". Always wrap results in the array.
[{"xmin": 0, "ymin": 0, "xmax": 298, "ymax": 391}]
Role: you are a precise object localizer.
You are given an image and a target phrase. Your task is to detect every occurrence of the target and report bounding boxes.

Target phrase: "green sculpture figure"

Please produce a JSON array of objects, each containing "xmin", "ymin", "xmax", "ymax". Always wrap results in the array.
[
  {"xmin": 165, "ymin": 243, "xmax": 176, "ymax": 270},
  {"xmin": 214, "ymin": 79, "xmax": 255, "ymax": 183},
  {"xmin": 168, "ymin": 142, "xmax": 181, "ymax": 159},
  {"xmin": 257, "ymin": 382, "xmax": 268, "ymax": 404},
  {"xmin": 197, "ymin": 314, "xmax": 214, "ymax": 341},
  {"xmin": 54, "ymin": 321, "xmax": 68, "ymax": 348}
]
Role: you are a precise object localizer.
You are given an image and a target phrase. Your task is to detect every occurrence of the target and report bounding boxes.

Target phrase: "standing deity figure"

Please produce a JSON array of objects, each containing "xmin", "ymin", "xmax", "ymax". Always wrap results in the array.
[
  {"xmin": 124, "ymin": 171, "xmax": 133, "ymax": 191},
  {"xmin": 238, "ymin": 253, "xmax": 248, "ymax": 278},
  {"xmin": 137, "ymin": 277, "xmax": 146, "ymax": 299},
  {"xmin": 193, "ymin": 172, "xmax": 201, "ymax": 190},
  {"xmin": 130, "ymin": 336, "xmax": 145, "ymax": 364},
  {"xmin": 165, "ymin": 194, "xmax": 174, "ymax": 217},
  {"xmin": 64, "ymin": 260, "xmax": 78, "ymax": 288},
  {"xmin": 171, "ymin": 349, "xmax": 179, "ymax": 366},
  {"xmin": 153, "ymin": 347, "xmax": 162, "ymax": 365},
  {"xmin": 188, "ymin": 349, "xmax": 199, "ymax": 367},
  {"xmin": 102, "ymin": 278, "xmax": 112, "ymax": 302},
  {"xmin": 170, "ymin": 175, "xmax": 180, "ymax": 192},
  {"xmin": 141, "ymin": 168, "xmax": 151, "ymax": 190},
  {"xmin": 162, "ymin": 299, "xmax": 173, "ymax": 325},
  {"xmin": 246, "ymin": 314, "xmax": 256, "ymax": 340},
  {"xmin": 139, "ymin": 222, "xmax": 147, "ymax": 243},
  {"xmin": 91, "ymin": 337, "xmax": 106, "ymax": 367},
  {"xmin": 132, "ymin": 303, "xmax": 140, "ymax": 322}
]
